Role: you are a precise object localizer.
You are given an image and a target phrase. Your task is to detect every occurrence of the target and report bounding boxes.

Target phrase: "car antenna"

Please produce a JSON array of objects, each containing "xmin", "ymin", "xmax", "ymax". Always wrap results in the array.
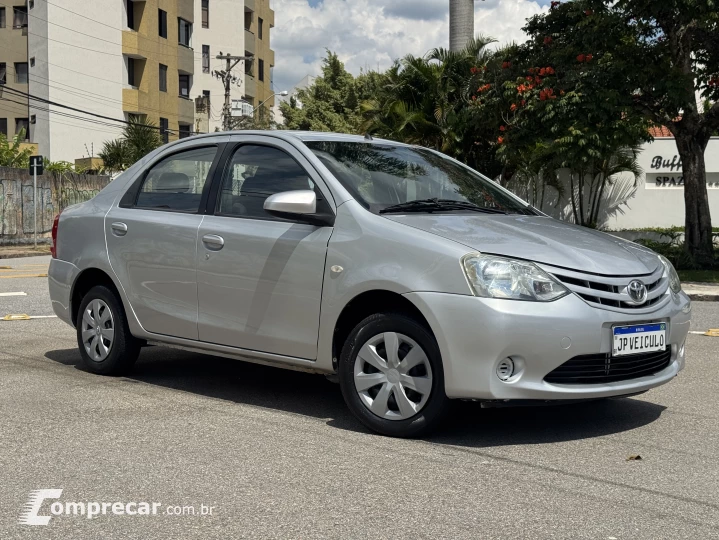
[{"xmin": 364, "ymin": 132, "xmax": 373, "ymax": 141}]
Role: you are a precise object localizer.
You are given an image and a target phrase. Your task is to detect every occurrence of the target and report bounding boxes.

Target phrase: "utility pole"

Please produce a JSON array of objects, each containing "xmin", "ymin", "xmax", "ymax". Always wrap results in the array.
[{"xmin": 215, "ymin": 53, "xmax": 251, "ymax": 131}]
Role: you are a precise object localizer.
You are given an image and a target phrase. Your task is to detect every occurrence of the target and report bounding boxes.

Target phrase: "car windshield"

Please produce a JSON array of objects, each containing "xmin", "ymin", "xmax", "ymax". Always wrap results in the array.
[{"xmin": 304, "ymin": 141, "xmax": 534, "ymax": 215}]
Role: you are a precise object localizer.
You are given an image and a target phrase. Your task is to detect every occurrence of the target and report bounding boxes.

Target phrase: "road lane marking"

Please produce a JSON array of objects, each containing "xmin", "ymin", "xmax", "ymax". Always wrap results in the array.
[
  {"xmin": 0, "ymin": 273, "xmax": 48, "ymax": 278},
  {"xmin": 1, "ymin": 314, "xmax": 57, "ymax": 321},
  {"xmin": 0, "ymin": 292, "xmax": 27, "ymax": 297}
]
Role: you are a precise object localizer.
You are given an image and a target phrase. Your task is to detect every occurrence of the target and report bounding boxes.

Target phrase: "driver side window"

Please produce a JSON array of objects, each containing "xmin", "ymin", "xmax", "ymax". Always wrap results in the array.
[{"xmin": 218, "ymin": 145, "xmax": 315, "ymax": 219}]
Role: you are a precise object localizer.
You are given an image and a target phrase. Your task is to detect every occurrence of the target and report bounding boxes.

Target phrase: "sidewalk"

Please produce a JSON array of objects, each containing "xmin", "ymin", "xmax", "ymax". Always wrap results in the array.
[
  {"xmin": 682, "ymin": 282, "xmax": 719, "ymax": 302},
  {"xmin": 0, "ymin": 246, "xmax": 51, "ymax": 259}
]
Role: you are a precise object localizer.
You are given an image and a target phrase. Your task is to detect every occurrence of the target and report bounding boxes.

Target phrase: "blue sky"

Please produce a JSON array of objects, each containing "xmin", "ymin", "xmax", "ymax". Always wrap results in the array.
[{"xmin": 271, "ymin": 0, "xmax": 550, "ymax": 93}]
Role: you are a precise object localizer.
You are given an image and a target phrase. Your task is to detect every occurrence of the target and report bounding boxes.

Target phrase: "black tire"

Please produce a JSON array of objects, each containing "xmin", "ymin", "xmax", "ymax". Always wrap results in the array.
[
  {"xmin": 338, "ymin": 312, "xmax": 450, "ymax": 438},
  {"xmin": 76, "ymin": 285, "xmax": 141, "ymax": 375}
]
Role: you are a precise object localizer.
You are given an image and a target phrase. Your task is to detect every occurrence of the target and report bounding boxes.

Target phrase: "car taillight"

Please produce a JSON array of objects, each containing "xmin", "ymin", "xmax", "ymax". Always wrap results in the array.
[{"xmin": 51, "ymin": 213, "xmax": 61, "ymax": 258}]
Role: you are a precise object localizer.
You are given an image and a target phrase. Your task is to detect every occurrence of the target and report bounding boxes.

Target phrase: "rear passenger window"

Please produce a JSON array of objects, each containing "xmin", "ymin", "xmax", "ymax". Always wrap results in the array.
[
  {"xmin": 136, "ymin": 146, "xmax": 217, "ymax": 212},
  {"xmin": 218, "ymin": 145, "xmax": 316, "ymax": 219}
]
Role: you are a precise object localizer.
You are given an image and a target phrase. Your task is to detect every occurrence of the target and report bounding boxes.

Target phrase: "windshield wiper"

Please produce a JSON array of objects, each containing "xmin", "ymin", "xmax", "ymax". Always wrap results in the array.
[{"xmin": 380, "ymin": 198, "xmax": 508, "ymax": 215}]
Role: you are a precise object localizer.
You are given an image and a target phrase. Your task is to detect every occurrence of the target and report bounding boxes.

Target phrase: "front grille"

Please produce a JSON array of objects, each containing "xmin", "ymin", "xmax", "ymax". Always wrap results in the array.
[
  {"xmin": 544, "ymin": 348, "xmax": 671, "ymax": 384},
  {"xmin": 539, "ymin": 264, "xmax": 670, "ymax": 313}
]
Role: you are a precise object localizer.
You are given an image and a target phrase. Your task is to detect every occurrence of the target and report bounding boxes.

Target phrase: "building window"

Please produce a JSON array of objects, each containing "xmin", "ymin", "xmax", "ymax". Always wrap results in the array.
[
  {"xmin": 179, "ymin": 73, "xmax": 190, "ymax": 98},
  {"xmin": 0, "ymin": 118, "xmax": 7, "ymax": 136},
  {"xmin": 258, "ymin": 17, "xmax": 263, "ymax": 40},
  {"xmin": 15, "ymin": 118, "xmax": 29, "ymax": 138},
  {"xmin": 29, "ymin": 0, "xmax": 34, "ymax": 8},
  {"xmin": 126, "ymin": 0, "xmax": 135, "ymax": 30},
  {"xmin": 178, "ymin": 18, "xmax": 192, "ymax": 47},
  {"xmin": 0, "ymin": 63, "xmax": 6, "ymax": 85},
  {"xmin": 159, "ymin": 118, "xmax": 169, "ymax": 144},
  {"xmin": 30, "ymin": 57, "xmax": 35, "ymax": 67},
  {"xmin": 0, "ymin": 8, "xmax": 6, "ymax": 29},
  {"xmin": 202, "ymin": 0, "xmax": 209, "ymax": 28},
  {"xmin": 13, "ymin": 6, "xmax": 27, "ymax": 28},
  {"xmin": 15, "ymin": 62, "xmax": 28, "ymax": 84},
  {"xmin": 178, "ymin": 124, "xmax": 192, "ymax": 139},
  {"xmin": 244, "ymin": 57, "xmax": 253, "ymax": 76},
  {"xmin": 158, "ymin": 9, "xmax": 167, "ymax": 38},
  {"xmin": 244, "ymin": 10, "xmax": 252, "ymax": 31},
  {"xmin": 202, "ymin": 45, "xmax": 210, "ymax": 73},
  {"xmin": 159, "ymin": 64, "xmax": 167, "ymax": 92},
  {"xmin": 258, "ymin": 59, "xmax": 264, "ymax": 82},
  {"xmin": 30, "ymin": 114, "xmax": 36, "ymax": 124},
  {"xmin": 127, "ymin": 57, "xmax": 136, "ymax": 86}
]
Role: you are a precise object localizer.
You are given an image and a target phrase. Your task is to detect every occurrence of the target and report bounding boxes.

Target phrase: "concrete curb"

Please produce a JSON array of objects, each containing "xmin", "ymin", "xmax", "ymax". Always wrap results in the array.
[
  {"xmin": 686, "ymin": 293, "xmax": 719, "ymax": 302},
  {"xmin": 0, "ymin": 251, "xmax": 51, "ymax": 260}
]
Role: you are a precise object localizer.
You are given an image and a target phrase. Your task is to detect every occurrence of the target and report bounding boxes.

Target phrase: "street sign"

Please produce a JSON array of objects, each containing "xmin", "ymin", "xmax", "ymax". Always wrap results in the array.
[{"xmin": 29, "ymin": 155, "xmax": 44, "ymax": 176}]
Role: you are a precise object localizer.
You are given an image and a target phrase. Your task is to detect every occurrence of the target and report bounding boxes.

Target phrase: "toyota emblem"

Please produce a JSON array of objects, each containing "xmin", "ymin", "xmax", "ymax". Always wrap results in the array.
[{"xmin": 627, "ymin": 280, "xmax": 648, "ymax": 304}]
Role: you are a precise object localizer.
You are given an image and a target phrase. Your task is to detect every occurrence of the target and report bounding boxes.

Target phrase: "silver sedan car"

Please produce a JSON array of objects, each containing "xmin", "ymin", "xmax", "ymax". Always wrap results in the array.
[{"xmin": 48, "ymin": 131, "xmax": 692, "ymax": 437}]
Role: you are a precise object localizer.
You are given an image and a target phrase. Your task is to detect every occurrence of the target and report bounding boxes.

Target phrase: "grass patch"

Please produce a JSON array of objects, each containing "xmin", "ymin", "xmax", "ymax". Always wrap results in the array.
[{"xmin": 678, "ymin": 270, "xmax": 719, "ymax": 283}]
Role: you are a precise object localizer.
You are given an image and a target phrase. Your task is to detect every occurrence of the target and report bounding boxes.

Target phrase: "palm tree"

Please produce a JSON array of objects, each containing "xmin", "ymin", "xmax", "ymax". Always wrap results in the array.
[
  {"xmin": 99, "ymin": 120, "xmax": 163, "ymax": 172},
  {"xmin": 360, "ymin": 36, "xmax": 496, "ymax": 157}
]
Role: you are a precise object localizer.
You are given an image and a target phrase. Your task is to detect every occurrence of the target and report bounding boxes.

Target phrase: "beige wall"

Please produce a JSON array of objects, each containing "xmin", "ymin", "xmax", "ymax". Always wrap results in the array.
[
  {"xmin": 244, "ymin": 0, "xmax": 275, "ymax": 114},
  {"xmin": 122, "ymin": 0, "xmax": 195, "ymax": 140},
  {"xmin": 0, "ymin": 1, "xmax": 29, "ymax": 140}
]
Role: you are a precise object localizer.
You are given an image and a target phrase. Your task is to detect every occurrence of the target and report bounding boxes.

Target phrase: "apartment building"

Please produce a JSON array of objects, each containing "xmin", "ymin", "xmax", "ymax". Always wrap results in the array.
[
  {"xmin": 243, "ymin": 0, "xmax": 275, "ymax": 116},
  {"xmin": 193, "ymin": 0, "xmax": 244, "ymax": 133},
  {"xmin": 0, "ymin": 1, "xmax": 30, "ymax": 141},
  {"xmin": 1, "ymin": 1, "xmax": 273, "ymax": 163}
]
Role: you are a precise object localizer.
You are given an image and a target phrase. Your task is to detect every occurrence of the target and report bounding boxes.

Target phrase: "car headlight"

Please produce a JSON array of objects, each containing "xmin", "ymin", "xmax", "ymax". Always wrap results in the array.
[
  {"xmin": 461, "ymin": 253, "xmax": 570, "ymax": 301},
  {"xmin": 659, "ymin": 255, "xmax": 681, "ymax": 293}
]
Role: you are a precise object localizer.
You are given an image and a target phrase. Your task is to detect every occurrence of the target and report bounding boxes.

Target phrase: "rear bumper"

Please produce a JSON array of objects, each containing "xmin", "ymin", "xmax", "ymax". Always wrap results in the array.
[
  {"xmin": 405, "ymin": 290, "xmax": 691, "ymax": 401},
  {"xmin": 48, "ymin": 258, "xmax": 80, "ymax": 327}
]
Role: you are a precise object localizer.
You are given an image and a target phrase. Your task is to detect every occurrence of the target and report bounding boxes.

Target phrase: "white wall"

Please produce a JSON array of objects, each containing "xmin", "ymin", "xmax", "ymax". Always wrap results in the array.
[
  {"xmin": 193, "ymin": 0, "xmax": 244, "ymax": 133},
  {"xmin": 536, "ymin": 138, "xmax": 719, "ymax": 229},
  {"xmin": 603, "ymin": 138, "xmax": 719, "ymax": 229},
  {"xmin": 29, "ymin": 0, "xmax": 125, "ymax": 162}
]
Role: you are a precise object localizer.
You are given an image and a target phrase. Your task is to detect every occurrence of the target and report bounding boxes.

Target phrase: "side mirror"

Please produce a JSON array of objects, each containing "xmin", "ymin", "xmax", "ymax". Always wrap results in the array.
[{"xmin": 263, "ymin": 190, "xmax": 334, "ymax": 226}]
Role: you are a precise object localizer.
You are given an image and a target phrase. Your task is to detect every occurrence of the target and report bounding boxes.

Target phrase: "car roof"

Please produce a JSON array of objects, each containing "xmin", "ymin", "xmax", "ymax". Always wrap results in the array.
[{"xmin": 164, "ymin": 130, "xmax": 410, "ymax": 149}]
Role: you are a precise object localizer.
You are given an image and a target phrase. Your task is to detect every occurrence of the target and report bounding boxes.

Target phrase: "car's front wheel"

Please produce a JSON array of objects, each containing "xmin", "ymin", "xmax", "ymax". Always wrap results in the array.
[
  {"xmin": 76, "ymin": 285, "xmax": 140, "ymax": 375},
  {"xmin": 338, "ymin": 313, "xmax": 450, "ymax": 437}
]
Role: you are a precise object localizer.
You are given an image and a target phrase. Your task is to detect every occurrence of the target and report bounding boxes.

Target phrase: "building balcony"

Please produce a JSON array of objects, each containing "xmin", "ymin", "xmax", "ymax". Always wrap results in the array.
[
  {"xmin": 122, "ymin": 88, "xmax": 142, "ymax": 114},
  {"xmin": 177, "ymin": 46, "xmax": 194, "ymax": 75},
  {"xmin": 122, "ymin": 30, "xmax": 146, "ymax": 59},
  {"xmin": 178, "ymin": 96, "xmax": 195, "ymax": 124},
  {"xmin": 244, "ymin": 74, "xmax": 256, "ymax": 99},
  {"xmin": 177, "ymin": 0, "xmax": 194, "ymax": 23},
  {"xmin": 244, "ymin": 0, "xmax": 255, "ymax": 12},
  {"xmin": 244, "ymin": 29, "xmax": 256, "ymax": 56}
]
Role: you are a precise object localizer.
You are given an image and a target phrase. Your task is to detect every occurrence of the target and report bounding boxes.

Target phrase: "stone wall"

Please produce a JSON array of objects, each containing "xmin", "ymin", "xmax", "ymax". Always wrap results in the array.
[{"xmin": 0, "ymin": 166, "xmax": 111, "ymax": 244}]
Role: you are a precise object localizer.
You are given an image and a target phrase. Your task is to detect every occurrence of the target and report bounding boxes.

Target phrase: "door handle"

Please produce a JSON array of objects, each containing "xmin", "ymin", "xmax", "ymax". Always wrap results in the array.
[
  {"xmin": 202, "ymin": 234, "xmax": 224, "ymax": 250},
  {"xmin": 111, "ymin": 222, "xmax": 128, "ymax": 236}
]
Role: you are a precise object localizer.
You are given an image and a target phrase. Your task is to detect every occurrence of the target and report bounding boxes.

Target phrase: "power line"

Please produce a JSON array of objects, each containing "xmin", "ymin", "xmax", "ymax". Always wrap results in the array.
[{"xmin": 2, "ymin": 86, "xmax": 179, "ymax": 133}]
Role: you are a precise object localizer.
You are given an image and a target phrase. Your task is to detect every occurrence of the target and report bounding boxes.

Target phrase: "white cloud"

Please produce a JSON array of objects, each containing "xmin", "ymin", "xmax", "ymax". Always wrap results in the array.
[{"xmin": 270, "ymin": 0, "xmax": 549, "ymax": 93}]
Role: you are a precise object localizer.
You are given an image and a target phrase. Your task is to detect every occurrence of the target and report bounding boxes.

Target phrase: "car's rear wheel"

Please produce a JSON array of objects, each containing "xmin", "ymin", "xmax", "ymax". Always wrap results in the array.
[
  {"xmin": 338, "ymin": 312, "xmax": 450, "ymax": 437},
  {"xmin": 76, "ymin": 285, "xmax": 140, "ymax": 375}
]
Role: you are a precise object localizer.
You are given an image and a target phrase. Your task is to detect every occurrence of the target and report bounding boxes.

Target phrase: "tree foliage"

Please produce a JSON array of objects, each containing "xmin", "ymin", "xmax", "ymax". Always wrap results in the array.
[
  {"xmin": 0, "ymin": 129, "xmax": 32, "ymax": 168},
  {"xmin": 99, "ymin": 120, "xmax": 163, "ymax": 172}
]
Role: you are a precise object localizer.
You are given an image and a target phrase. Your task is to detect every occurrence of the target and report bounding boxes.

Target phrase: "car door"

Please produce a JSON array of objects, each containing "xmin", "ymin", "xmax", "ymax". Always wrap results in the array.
[
  {"xmin": 106, "ymin": 143, "xmax": 221, "ymax": 340},
  {"xmin": 196, "ymin": 136, "xmax": 334, "ymax": 360}
]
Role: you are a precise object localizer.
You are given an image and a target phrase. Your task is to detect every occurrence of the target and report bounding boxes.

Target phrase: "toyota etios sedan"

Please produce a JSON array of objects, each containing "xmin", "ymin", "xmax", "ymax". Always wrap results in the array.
[{"xmin": 49, "ymin": 131, "xmax": 691, "ymax": 437}]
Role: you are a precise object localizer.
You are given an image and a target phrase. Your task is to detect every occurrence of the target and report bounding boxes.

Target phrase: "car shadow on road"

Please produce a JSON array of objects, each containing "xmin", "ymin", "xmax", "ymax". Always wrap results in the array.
[{"xmin": 45, "ymin": 347, "xmax": 667, "ymax": 447}]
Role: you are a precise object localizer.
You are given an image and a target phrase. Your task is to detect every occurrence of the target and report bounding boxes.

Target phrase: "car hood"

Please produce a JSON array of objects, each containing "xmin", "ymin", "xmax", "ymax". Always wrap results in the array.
[{"xmin": 384, "ymin": 214, "xmax": 660, "ymax": 275}]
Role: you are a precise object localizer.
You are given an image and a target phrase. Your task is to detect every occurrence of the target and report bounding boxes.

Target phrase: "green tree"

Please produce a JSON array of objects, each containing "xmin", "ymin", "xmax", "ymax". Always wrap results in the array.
[
  {"xmin": 522, "ymin": 0, "xmax": 718, "ymax": 263},
  {"xmin": 361, "ymin": 37, "xmax": 501, "ymax": 173},
  {"xmin": 281, "ymin": 52, "xmax": 366, "ymax": 133},
  {"xmin": 0, "ymin": 129, "xmax": 32, "ymax": 168},
  {"xmin": 99, "ymin": 120, "xmax": 163, "ymax": 172}
]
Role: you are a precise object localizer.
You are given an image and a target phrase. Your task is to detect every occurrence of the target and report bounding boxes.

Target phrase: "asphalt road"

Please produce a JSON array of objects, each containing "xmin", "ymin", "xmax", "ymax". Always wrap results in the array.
[{"xmin": 1, "ymin": 255, "xmax": 718, "ymax": 539}]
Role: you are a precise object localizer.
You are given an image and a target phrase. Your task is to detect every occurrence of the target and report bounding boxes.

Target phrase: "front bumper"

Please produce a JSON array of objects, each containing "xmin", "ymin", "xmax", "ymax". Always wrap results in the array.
[{"xmin": 405, "ymin": 290, "xmax": 691, "ymax": 401}]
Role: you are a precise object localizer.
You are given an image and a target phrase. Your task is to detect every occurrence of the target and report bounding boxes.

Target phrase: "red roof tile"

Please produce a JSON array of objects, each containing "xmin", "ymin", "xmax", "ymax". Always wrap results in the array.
[{"xmin": 649, "ymin": 125, "xmax": 674, "ymax": 138}]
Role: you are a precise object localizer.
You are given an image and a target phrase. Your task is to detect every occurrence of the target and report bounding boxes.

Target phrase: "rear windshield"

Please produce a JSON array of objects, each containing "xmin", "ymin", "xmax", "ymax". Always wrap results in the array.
[{"xmin": 304, "ymin": 141, "xmax": 532, "ymax": 214}]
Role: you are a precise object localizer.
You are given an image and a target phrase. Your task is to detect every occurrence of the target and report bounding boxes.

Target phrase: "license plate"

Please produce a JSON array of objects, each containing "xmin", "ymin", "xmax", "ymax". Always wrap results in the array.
[{"xmin": 613, "ymin": 323, "xmax": 666, "ymax": 357}]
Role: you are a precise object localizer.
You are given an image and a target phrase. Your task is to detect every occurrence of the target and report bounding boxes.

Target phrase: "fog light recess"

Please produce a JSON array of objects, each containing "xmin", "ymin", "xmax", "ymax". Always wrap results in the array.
[{"xmin": 496, "ymin": 358, "xmax": 515, "ymax": 381}]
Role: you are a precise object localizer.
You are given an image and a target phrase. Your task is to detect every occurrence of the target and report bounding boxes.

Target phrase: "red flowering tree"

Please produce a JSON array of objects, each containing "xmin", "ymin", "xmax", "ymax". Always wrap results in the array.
[{"xmin": 523, "ymin": 0, "xmax": 718, "ymax": 264}]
